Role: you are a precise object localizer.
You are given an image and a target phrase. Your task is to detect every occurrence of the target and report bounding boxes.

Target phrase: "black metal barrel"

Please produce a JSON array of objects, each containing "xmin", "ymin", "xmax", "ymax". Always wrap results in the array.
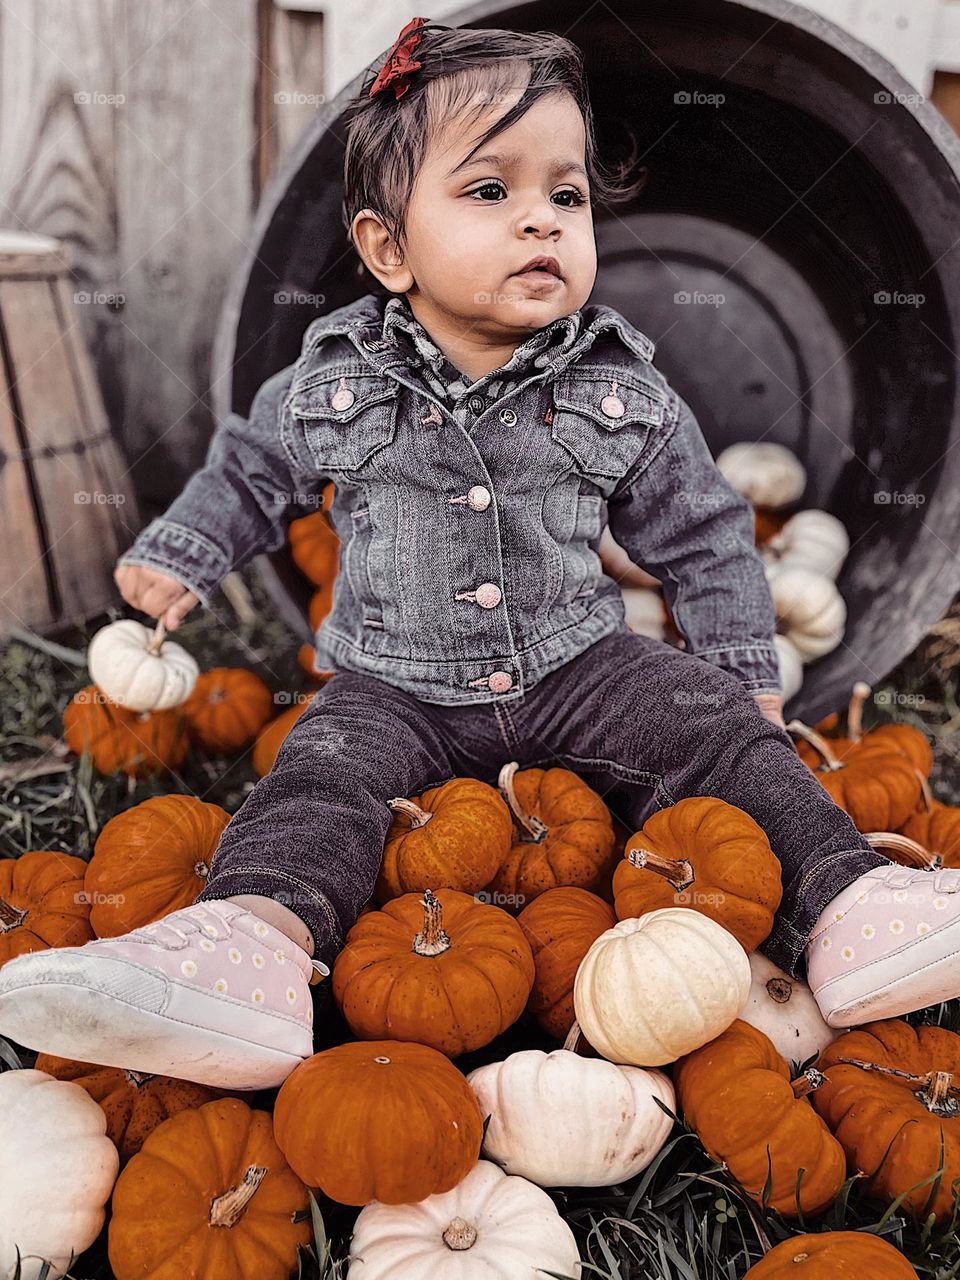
[{"xmin": 213, "ymin": 0, "xmax": 960, "ymax": 722}]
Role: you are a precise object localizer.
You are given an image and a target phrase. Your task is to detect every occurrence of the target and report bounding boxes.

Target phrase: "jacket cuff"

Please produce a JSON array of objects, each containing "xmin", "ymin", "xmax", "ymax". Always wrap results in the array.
[
  {"xmin": 694, "ymin": 641, "xmax": 784, "ymax": 697},
  {"xmin": 117, "ymin": 519, "xmax": 232, "ymax": 606}
]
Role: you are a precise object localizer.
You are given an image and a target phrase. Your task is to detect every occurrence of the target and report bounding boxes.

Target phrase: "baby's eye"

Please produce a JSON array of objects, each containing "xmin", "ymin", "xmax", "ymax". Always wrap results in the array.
[
  {"xmin": 553, "ymin": 187, "xmax": 588, "ymax": 207},
  {"xmin": 468, "ymin": 182, "xmax": 506, "ymax": 201}
]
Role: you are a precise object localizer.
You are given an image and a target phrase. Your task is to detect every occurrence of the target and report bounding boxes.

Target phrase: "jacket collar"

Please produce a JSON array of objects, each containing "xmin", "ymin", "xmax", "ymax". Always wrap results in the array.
[{"xmin": 298, "ymin": 292, "xmax": 657, "ymax": 384}]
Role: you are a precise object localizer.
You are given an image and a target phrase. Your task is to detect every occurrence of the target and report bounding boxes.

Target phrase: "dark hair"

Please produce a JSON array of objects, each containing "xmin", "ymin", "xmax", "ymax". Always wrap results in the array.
[{"xmin": 341, "ymin": 23, "xmax": 646, "ymax": 251}]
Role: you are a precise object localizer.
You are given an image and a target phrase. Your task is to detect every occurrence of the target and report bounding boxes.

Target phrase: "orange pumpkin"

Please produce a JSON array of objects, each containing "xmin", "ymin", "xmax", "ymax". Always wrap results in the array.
[
  {"xmin": 34, "ymin": 1052, "xmax": 222, "ymax": 1162},
  {"xmin": 675, "ymin": 1020, "xmax": 847, "ymax": 1216},
  {"xmin": 794, "ymin": 684, "xmax": 932, "ymax": 775},
  {"xmin": 288, "ymin": 491, "xmax": 338, "ymax": 586},
  {"xmin": 0, "ymin": 851, "xmax": 92, "ymax": 967},
  {"xmin": 789, "ymin": 720, "xmax": 923, "ymax": 832},
  {"xmin": 84, "ymin": 795, "xmax": 230, "ymax": 936},
  {"xmin": 375, "ymin": 778, "xmax": 513, "ymax": 901},
  {"xmin": 64, "ymin": 684, "xmax": 188, "ymax": 777},
  {"xmin": 108, "ymin": 1097, "xmax": 311, "ymax": 1279},
  {"xmin": 181, "ymin": 668, "xmax": 274, "ymax": 755},
  {"xmin": 813, "ymin": 1019, "xmax": 960, "ymax": 1222},
  {"xmin": 487, "ymin": 762, "xmax": 616, "ymax": 909},
  {"xmin": 332, "ymin": 888, "xmax": 535, "ymax": 1057},
  {"xmin": 899, "ymin": 788, "xmax": 960, "ymax": 868},
  {"xmin": 612, "ymin": 797, "xmax": 782, "ymax": 952},
  {"xmin": 296, "ymin": 644, "xmax": 334, "ymax": 682},
  {"xmin": 251, "ymin": 695, "xmax": 317, "ymax": 777},
  {"xmin": 273, "ymin": 1040, "xmax": 483, "ymax": 1206},
  {"xmin": 744, "ymin": 1232, "xmax": 919, "ymax": 1278},
  {"xmin": 517, "ymin": 887, "xmax": 616, "ymax": 1039}
]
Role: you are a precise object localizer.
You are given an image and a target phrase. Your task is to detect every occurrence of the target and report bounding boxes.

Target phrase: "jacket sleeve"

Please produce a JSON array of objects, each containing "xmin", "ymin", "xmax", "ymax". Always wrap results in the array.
[
  {"xmin": 607, "ymin": 390, "xmax": 784, "ymax": 697},
  {"xmin": 117, "ymin": 363, "xmax": 325, "ymax": 605}
]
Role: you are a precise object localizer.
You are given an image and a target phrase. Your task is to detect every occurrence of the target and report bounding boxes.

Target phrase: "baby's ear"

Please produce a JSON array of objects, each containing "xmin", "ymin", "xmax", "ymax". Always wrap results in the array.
[{"xmin": 350, "ymin": 209, "xmax": 412, "ymax": 293}]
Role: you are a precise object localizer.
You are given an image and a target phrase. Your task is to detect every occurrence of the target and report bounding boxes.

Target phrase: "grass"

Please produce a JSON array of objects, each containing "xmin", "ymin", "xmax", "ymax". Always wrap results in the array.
[{"xmin": 2, "ymin": 569, "xmax": 960, "ymax": 1278}]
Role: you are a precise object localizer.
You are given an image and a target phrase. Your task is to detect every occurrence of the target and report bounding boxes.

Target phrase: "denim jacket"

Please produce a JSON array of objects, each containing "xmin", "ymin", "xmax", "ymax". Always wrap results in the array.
[{"xmin": 119, "ymin": 292, "xmax": 783, "ymax": 705}]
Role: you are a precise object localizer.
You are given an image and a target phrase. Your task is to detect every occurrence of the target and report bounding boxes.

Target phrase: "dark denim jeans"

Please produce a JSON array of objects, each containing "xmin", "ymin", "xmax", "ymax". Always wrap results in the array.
[{"xmin": 197, "ymin": 627, "xmax": 887, "ymax": 979}]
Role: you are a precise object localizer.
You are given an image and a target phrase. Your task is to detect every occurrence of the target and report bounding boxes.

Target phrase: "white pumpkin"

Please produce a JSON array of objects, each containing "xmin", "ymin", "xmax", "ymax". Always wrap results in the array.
[
  {"xmin": 573, "ymin": 909, "xmax": 751, "ymax": 1067},
  {"xmin": 762, "ymin": 509, "xmax": 850, "ymax": 580},
  {"xmin": 739, "ymin": 953, "xmax": 839, "ymax": 1066},
  {"xmin": 0, "ymin": 1069, "xmax": 119, "ymax": 1280},
  {"xmin": 467, "ymin": 1048, "xmax": 674, "ymax": 1187},
  {"xmin": 599, "ymin": 526, "xmax": 661, "ymax": 589},
  {"xmin": 622, "ymin": 586, "xmax": 668, "ymax": 642},
  {"xmin": 347, "ymin": 1159, "xmax": 581, "ymax": 1279},
  {"xmin": 87, "ymin": 618, "xmax": 199, "ymax": 711},
  {"xmin": 765, "ymin": 566, "xmax": 846, "ymax": 662},
  {"xmin": 774, "ymin": 634, "xmax": 804, "ymax": 701},
  {"xmin": 715, "ymin": 442, "xmax": 806, "ymax": 509}
]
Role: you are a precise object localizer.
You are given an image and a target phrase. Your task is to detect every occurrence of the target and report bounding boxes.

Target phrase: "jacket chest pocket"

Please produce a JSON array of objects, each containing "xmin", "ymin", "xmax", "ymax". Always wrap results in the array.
[
  {"xmin": 550, "ymin": 369, "xmax": 669, "ymax": 488},
  {"xmin": 286, "ymin": 372, "xmax": 400, "ymax": 473}
]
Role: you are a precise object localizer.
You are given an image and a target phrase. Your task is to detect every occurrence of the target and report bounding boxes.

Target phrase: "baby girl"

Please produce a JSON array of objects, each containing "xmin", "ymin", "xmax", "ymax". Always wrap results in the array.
[{"xmin": 1, "ymin": 21, "xmax": 957, "ymax": 1089}]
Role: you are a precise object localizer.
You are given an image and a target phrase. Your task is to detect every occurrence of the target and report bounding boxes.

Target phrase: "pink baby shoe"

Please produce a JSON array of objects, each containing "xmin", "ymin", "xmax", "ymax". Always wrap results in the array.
[
  {"xmin": 806, "ymin": 862, "xmax": 960, "ymax": 1027},
  {"xmin": 0, "ymin": 900, "xmax": 328, "ymax": 1089}
]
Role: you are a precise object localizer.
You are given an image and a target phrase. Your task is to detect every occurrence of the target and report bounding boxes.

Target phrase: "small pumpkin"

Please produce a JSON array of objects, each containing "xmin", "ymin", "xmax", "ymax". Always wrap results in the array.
[
  {"xmin": 347, "ymin": 1159, "xmax": 581, "ymax": 1278},
  {"xmin": 517, "ymin": 887, "xmax": 616, "ymax": 1039},
  {"xmin": 766, "ymin": 566, "xmax": 846, "ymax": 662},
  {"xmin": 743, "ymin": 1231, "xmax": 919, "ymax": 1278},
  {"xmin": 716, "ymin": 441, "xmax": 806, "ymax": 510},
  {"xmin": 675, "ymin": 1019, "xmax": 847, "ymax": 1216},
  {"xmin": 64, "ymin": 684, "xmax": 188, "ymax": 778},
  {"xmin": 34, "ymin": 1053, "xmax": 222, "ymax": 1162},
  {"xmin": 332, "ymin": 889, "xmax": 534, "ymax": 1057},
  {"xmin": 740, "ymin": 951, "xmax": 838, "ymax": 1065},
  {"xmin": 573, "ymin": 908, "xmax": 751, "ymax": 1066},
  {"xmin": 0, "ymin": 850, "xmax": 92, "ymax": 968},
  {"xmin": 181, "ymin": 667, "xmax": 274, "ymax": 754},
  {"xmin": 87, "ymin": 618, "xmax": 199, "ymax": 712},
  {"xmin": 84, "ymin": 795, "xmax": 230, "ymax": 936},
  {"xmin": 274, "ymin": 1040, "xmax": 483, "ymax": 1206},
  {"xmin": 794, "ymin": 683, "xmax": 933, "ymax": 779},
  {"xmin": 251, "ymin": 694, "xmax": 317, "ymax": 777},
  {"xmin": 486, "ymin": 761, "xmax": 616, "ymax": 908},
  {"xmin": 0, "ymin": 1069, "xmax": 119, "ymax": 1280},
  {"xmin": 899, "ymin": 791, "xmax": 960, "ymax": 868},
  {"xmin": 813, "ymin": 1018, "xmax": 960, "ymax": 1222},
  {"xmin": 375, "ymin": 779, "xmax": 513, "ymax": 902},
  {"xmin": 467, "ymin": 1047, "xmax": 674, "ymax": 1187},
  {"xmin": 289, "ymin": 497, "xmax": 338, "ymax": 587},
  {"xmin": 612, "ymin": 797, "xmax": 782, "ymax": 953},
  {"xmin": 108, "ymin": 1097, "xmax": 311, "ymax": 1280},
  {"xmin": 761, "ymin": 509, "xmax": 850, "ymax": 580}
]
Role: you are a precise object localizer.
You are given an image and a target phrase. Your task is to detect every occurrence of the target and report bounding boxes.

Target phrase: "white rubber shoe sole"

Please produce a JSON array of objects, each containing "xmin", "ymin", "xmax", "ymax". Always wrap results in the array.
[{"xmin": 0, "ymin": 950, "xmax": 312, "ymax": 1090}]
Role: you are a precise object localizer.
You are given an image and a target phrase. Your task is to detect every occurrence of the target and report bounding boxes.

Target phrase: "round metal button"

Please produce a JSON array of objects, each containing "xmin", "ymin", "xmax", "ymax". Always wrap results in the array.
[
  {"xmin": 467, "ymin": 485, "xmax": 491, "ymax": 511},
  {"xmin": 469, "ymin": 396, "xmax": 486, "ymax": 414},
  {"xmin": 331, "ymin": 387, "xmax": 356, "ymax": 411},
  {"xmin": 488, "ymin": 670, "xmax": 514, "ymax": 693},
  {"xmin": 499, "ymin": 408, "xmax": 518, "ymax": 426},
  {"xmin": 601, "ymin": 394, "xmax": 625, "ymax": 418},
  {"xmin": 474, "ymin": 582, "xmax": 502, "ymax": 609}
]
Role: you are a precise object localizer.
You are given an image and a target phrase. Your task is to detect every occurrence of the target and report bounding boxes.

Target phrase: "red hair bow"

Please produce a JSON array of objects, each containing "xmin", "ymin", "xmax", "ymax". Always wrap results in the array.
[{"xmin": 369, "ymin": 16, "xmax": 427, "ymax": 100}]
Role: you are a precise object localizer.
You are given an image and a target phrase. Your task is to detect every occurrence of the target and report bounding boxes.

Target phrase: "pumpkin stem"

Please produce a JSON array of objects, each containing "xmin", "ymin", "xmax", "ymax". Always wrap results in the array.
[
  {"xmin": 386, "ymin": 797, "xmax": 433, "ymax": 829},
  {"xmin": 791, "ymin": 1068, "xmax": 827, "ymax": 1098},
  {"xmin": 194, "ymin": 860, "xmax": 211, "ymax": 879},
  {"xmin": 835, "ymin": 1058, "xmax": 960, "ymax": 1116},
  {"xmin": 124, "ymin": 1070, "xmax": 154, "ymax": 1087},
  {"xmin": 147, "ymin": 618, "xmax": 167, "ymax": 656},
  {"xmin": 412, "ymin": 889, "xmax": 451, "ymax": 957},
  {"xmin": 625, "ymin": 843, "xmax": 695, "ymax": 893},
  {"xmin": 846, "ymin": 681, "xmax": 872, "ymax": 743},
  {"xmin": 786, "ymin": 720, "xmax": 845, "ymax": 771},
  {"xmin": 497, "ymin": 761, "xmax": 548, "ymax": 843},
  {"xmin": 916, "ymin": 768, "xmax": 935, "ymax": 815},
  {"xmin": 864, "ymin": 830, "xmax": 941, "ymax": 870},
  {"xmin": 208, "ymin": 1164, "xmax": 268, "ymax": 1227},
  {"xmin": 442, "ymin": 1216, "xmax": 479, "ymax": 1250},
  {"xmin": 562, "ymin": 1020, "xmax": 584, "ymax": 1054},
  {"xmin": 0, "ymin": 896, "xmax": 26, "ymax": 932},
  {"xmin": 765, "ymin": 977, "xmax": 794, "ymax": 1004}
]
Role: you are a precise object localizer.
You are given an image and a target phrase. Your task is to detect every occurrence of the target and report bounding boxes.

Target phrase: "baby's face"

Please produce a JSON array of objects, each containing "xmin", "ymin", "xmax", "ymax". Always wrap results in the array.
[{"xmin": 401, "ymin": 87, "xmax": 597, "ymax": 338}]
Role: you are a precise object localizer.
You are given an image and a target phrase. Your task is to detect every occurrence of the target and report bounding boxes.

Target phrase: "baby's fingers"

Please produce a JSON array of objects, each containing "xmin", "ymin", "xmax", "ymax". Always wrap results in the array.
[{"xmin": 162, "ymin": 590, "xmax": 200, "ymax": 630}]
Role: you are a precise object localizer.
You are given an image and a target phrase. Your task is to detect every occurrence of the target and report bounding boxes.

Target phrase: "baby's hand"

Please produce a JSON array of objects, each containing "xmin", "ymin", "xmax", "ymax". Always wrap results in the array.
[
  {"xmin": 753, "ymin": 692, "xmax": 786, "ymax": 730},
  {"xmin": 114, "ymin": 564, "xmax": 200, "ymax": 630}
]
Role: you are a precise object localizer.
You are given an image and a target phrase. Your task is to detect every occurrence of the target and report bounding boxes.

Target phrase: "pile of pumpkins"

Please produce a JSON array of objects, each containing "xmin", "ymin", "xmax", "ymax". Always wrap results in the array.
[
  {"xmin": 606, "ymin": 440, "xmax": 850, "ymax": 702},
  {"xmin": 3, "ymin": 713, "xmax": 956, "ymax": 1278}
]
